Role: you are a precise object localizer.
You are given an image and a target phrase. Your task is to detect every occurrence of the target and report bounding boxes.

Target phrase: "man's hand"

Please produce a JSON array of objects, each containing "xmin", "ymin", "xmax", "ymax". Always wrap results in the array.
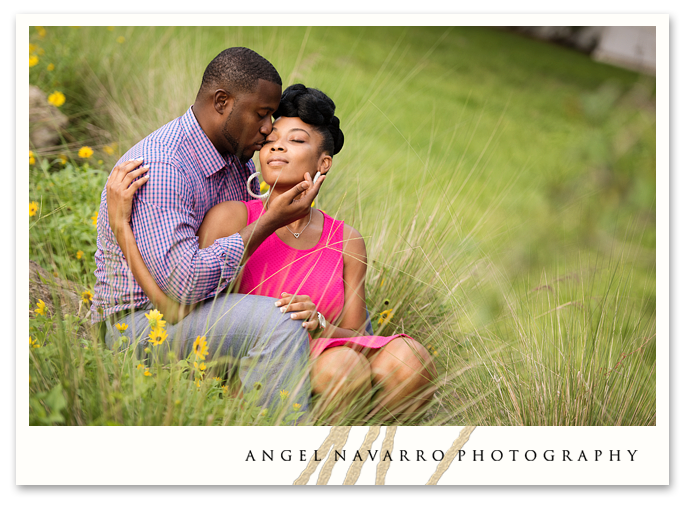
[
  {"xmin": 106, "ymin": 158, "xmax": 150, "ymax": 237},
  {"xmin": 264, "ymin": 172, "xmax": 326, "ymax": 229}
]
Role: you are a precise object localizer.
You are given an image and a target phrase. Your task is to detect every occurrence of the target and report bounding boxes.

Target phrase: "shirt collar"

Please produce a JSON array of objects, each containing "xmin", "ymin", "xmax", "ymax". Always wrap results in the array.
[{"xmin": 181, "ymin": 106, "xmax": 244, "ymax": 178}]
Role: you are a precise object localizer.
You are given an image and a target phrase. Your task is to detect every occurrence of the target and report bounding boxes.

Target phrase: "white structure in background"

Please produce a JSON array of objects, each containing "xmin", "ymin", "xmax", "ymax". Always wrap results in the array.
[{"xmin": 592, "ymin": 26, "xmax": 656, "ymax": 75}]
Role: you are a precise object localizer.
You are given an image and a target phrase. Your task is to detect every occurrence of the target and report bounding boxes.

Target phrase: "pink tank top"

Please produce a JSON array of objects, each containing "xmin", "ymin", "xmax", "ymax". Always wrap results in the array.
[{"xmin": 238, "ymin": 200, "xmax": 345, "ymax": 323}]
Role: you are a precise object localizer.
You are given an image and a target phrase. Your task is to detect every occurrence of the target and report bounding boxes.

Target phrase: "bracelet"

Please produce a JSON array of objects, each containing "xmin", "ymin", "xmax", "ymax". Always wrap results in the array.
[
  {"xmin": 316, "ymin": 312, "xmax": 326, "ymax": 330},
  {"xmin": 310, "ymin": 312, "xmax": 327, "ymax": 338}
]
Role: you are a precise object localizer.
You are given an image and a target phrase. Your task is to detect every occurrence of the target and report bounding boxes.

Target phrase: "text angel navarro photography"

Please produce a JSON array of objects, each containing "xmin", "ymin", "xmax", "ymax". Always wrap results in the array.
[{"xmin": 245, "ymin": 448, "xmax": 640, "ymax": 463}]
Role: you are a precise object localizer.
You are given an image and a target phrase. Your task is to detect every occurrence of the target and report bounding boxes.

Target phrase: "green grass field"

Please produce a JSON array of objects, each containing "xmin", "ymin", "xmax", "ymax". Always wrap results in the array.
[{"xmin": 28, "ymin": 25, "xmax": 656, "ymax": 425}]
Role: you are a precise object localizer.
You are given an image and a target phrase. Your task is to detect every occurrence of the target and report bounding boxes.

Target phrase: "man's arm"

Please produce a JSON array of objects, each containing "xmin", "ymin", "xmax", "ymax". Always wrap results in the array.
[{"xmin": 126, "ymin": 154, "xmax": 243, "ymax": 305}]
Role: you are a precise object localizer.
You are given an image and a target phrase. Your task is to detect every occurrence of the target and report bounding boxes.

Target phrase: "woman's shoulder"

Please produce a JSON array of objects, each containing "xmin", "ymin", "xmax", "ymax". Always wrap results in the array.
[
  {"xmin": 340, "ymin": 223, "xmax": 366, "ymax": 257},
  {"xmin": 207, "ymin": 200, "xmax": 249, "ymax": 219}
]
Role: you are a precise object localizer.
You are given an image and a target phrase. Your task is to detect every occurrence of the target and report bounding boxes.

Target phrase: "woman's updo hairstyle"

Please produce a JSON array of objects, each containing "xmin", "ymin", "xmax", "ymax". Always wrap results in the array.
[{"xmin": 274, "ymin": 84, "xmax": 344, "ymax": 156}]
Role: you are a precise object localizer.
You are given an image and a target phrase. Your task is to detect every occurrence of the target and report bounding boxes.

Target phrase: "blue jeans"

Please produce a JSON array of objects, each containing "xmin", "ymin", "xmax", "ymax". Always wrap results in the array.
[
  {"xmin": 105, "ymin": 293, "xmax": 312, "ymax": 411},
  {"xmin": 105, "ymin": 293, "xmax": 376, "ymax": 413}
]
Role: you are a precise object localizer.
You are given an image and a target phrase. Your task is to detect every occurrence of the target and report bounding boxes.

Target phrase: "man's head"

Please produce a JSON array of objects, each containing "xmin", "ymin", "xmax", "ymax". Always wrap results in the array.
[{"xmin": 195, "ymin": 47, "xmax": 282, "ymax": 163}]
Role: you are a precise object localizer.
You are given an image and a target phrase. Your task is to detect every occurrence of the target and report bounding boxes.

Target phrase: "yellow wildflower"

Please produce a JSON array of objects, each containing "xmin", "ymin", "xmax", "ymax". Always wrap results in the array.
[
  {"xmin": 29, "ymin": 336, "xmax": 40, "ymax": 348},
  {"xmin": 58, "ymin": 154, "xmax": 67, "ymax": 165},
  {"xmin": 117, "ymin": 36, "xmax": 125, "ymax": 44},
  {"xmin": 29, "ymin": 43, "xmax": 36, "ymax": 54},
  {"xmin": 35, "ymin": 299, "xmax": 46, "ymax": 316},
  {"xmin": 144, "ymin": 369, "xmax": 152, "ymax": 377},
  {"xmin": 81, "ymin": 290, "xmax": 93, "ymax": 304},
  {"xmin": 103, "ymin": 143, "xmax": 116, "ymax": 155},
  {"xmin": 259, "ymin": 181, "xmax": 270, "ymax": 193},
  {"xmin": 199, "ymin": 362, "xmax": 206, "ymax": 371},
  {"xmin": 35, "ymin": 26, "xmax": 46, "ymax": 38},
  {"xmin": 213, "ymin": 377, "xmax": 222, "ymax": 382},
  {"xmin": 377, "ymin": 308, "xmax": 394, "ymax": 326},
  {"xmin": 192, "ymin": 335, "xmax": 209, "ymax": 361},
  {"xmin": 47, "ymin": 91, "xmax": 66, "ymax": 107},
  {"xmin": 76, "ymin": 250, "xmax": 84, "ymax": 260},
  {"xmin": 29, "ymin": 151, "xmax": 35, "ymax": 165},
  {"xmin": 29, "ymin": 201, "xmax": 39, "ymax": 217},
  {"xmin": 279, "ymin": 389, "xmax": 289, "ymax": 402},
  {"xmin": 292, "ymin": 403, "xmax": 302, "ymax": 412},
  {"xmin": 78, "ymin": 146, "xmax": 94, "ymax": 159},
  {"xmin": 91, "ymin": 211, "xmax": 98, "ymax": 227},
  {"xmin": 107, "ymin": 26, "xmax": 115, "ymax": 31},
  {"xmin": 115, "ymin": 322, "xmax": 128, "ymax": 333},
  {"xmin": 148, "ymin": 327, "xmax": 168, "ymax": 347},
  {"xmin": 221, "ymin": 385, "xmax": 229, "ymax": 394},
  {"xmin": 78, "ymin": 146, "xmax": 94, "ymax": 158},
  {"xmin": 195, "ymin": 380, "xmax": 201, "ymax": 388},
  {"xmin": 53, "ymin": 271, "xmax": 58, "ymax": 277},
  {"xmin": 144, "ymin": 347, "xmax": 151, "ymax": 354},
  {"xmin": 47, "ymin": 63, "xmax": 55, "ymax": 71},
  {"xmin": 29, "ymin": 54, "xmax": 39, "ymax": 67},
  {"xmin": 136, "ymin": 363, "xmax": 144, "ymax": 370},
  {"xmin": 145, "ymin": 309, "xmax": 166, "ymax": 330}
]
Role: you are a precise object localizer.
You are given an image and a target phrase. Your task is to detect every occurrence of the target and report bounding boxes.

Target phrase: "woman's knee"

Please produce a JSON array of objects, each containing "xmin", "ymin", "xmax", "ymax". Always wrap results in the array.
[
  {"xmin": 311, "ymin": 347, "xmax": 371, "ymax": 396},
  {"xmin": 371, "ymin": 338, "xmax": 437, "ymax": 387}
]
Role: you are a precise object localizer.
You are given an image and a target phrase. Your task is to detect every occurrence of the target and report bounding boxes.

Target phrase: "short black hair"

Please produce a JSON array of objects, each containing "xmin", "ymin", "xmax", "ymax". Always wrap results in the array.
[
  {"xmin": 274, "ymin": 84, "xmax": 344, "ymax": 156},
  {"xmin": 198, "ymin": 47, "xmax": 282, "ymax": 97}
]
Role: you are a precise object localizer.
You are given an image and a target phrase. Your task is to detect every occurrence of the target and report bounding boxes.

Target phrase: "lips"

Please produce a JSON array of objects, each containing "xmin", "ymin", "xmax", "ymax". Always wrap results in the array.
[{"xmin": 267, "ymin": 157, "xmax": 288, "ymax": 166}]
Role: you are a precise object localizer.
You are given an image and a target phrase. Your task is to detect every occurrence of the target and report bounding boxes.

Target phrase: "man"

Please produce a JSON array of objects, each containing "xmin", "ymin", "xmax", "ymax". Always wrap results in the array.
[{"xmin": 92, "ymin": 47, "xmax": 320, "ymax": 410}]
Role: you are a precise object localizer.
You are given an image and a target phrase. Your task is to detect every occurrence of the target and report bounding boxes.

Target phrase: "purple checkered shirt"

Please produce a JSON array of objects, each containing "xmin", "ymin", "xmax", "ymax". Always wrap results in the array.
[{"xmin": 92, "ymin": 106, "xmax": 259, "ymax": 323}]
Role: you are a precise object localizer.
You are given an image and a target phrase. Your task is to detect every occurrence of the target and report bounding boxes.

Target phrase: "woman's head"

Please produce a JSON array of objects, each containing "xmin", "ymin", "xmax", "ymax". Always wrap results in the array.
[
  {"xmin": 259, "ymin": 84, "xmax": 344, "ymax": 189},
  {"xmin": 274, "ymin": 84, "xmax": 344, "ymax": 156}
]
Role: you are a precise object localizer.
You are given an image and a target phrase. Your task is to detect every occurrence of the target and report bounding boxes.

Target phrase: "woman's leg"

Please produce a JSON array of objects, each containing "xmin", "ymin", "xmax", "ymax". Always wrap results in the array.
[
  {"xmin": 311, "ymin": 347, "xmax": 372, "ymax": 422},
  {"xmin": 367, "ymin": 338, "xmax": 437, "ymax": 422}
]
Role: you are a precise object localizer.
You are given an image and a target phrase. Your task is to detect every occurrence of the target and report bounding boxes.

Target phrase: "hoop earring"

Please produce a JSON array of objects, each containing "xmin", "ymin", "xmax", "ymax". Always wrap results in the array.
[{"xmin": 246, "ymin": 172, "xmax": 270, "ymax": 199}]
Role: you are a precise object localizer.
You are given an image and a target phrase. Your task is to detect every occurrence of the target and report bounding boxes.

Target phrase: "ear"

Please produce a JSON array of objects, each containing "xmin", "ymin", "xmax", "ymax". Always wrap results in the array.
[
  {"xmin": 318, "ymin": 154, "xmax": 332, "ymax": 175},
  {"xmin": 213, "ymin": 89, "xmax": 234, "ymax": 115}
]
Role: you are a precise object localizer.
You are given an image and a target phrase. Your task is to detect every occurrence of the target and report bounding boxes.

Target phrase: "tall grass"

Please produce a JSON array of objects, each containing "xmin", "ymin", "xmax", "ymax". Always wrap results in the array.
[{"xmin": 28, "ymin": 26, "xmax": 656, "ymax": 425}]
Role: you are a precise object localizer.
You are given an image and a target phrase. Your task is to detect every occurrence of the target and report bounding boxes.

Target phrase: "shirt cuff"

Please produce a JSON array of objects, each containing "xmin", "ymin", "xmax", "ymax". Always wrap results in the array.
[{"xmin": 208, "ymin": 232, "xmax": 245, "ymax": 292}]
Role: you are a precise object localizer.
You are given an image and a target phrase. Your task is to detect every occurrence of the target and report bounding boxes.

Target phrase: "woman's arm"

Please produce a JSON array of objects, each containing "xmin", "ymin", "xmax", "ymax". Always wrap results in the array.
[
  {"xmin": 333, "ymin": 224, "xmax": 368, "ymax": 336},
  {"xmin": 107, "ymin": 160, "xmax": 193, "ymax": 324}
]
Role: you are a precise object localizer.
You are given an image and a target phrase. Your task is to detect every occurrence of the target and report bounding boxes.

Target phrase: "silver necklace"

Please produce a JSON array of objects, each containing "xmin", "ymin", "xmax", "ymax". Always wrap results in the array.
[{"xmin": 286, "ymin": 207, "xmax": 313, "ymax": 239}]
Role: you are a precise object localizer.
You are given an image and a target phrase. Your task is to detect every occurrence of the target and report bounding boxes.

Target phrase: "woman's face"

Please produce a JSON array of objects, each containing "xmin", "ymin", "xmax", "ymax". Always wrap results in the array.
[{"xmin": 258, "ymin": 116, "xmax": 331, "ymax": 189}]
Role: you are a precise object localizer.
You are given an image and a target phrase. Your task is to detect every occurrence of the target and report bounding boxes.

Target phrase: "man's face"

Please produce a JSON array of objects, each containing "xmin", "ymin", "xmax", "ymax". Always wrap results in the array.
[{"xmin": 221, "ymin": 79, "xmax": 282, "ymax": 164}]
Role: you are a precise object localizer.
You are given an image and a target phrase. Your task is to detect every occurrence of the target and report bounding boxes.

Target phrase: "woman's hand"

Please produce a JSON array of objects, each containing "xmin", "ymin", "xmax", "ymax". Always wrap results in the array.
[
  {"xmin": 275, "ymin": 292, "xmax": 321, "ymax": 331},
  {"xmin": 106, "ymin": 158, "xmax": 150, "ymax": 236}
]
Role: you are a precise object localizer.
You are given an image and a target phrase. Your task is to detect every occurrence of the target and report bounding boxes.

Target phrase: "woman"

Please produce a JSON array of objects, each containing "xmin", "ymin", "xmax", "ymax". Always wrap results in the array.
[{"xmin": 107, "ymin": 84, "xmax": 436, "ymax": 422}]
